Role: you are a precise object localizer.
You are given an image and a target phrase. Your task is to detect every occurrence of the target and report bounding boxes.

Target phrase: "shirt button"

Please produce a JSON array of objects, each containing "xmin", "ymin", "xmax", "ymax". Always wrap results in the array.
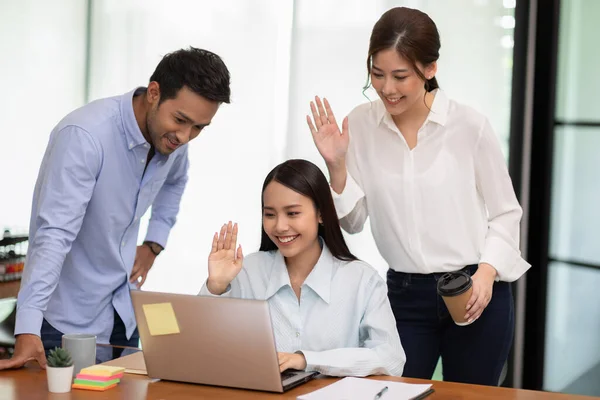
[
  {"xmin": 296, "ymin": 332, "xmax": 300, "ymax": 338},
  {"xmin": 121, "ymin": 241, "xmax": 125, "ymax": 247},
  {"xmin": 140, "ymin": 159, "xmax": 145, "ymax": 163},
  {"xmin": 144, "ymin": 143, "xmax": 149, "ymax": 148}
]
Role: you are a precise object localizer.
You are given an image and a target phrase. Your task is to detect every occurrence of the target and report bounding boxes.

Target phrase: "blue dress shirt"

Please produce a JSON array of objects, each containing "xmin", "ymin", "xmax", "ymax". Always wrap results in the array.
[{"xmin": 16, "ymin": 88, "xmax": 188, "ymax": 343}]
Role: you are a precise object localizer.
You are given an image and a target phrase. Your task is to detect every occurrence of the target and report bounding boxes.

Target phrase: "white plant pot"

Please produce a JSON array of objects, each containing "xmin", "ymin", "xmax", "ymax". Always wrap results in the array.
[{"xmin": 46, "ymin": 365, "xmax": 74, "ymax": 393}]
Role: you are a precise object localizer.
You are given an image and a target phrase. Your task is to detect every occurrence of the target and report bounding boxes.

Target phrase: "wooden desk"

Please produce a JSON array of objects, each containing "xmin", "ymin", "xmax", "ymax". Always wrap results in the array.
[{"xmin": 0, "ymin": 363, "xmax": 596, "ymax": 400}]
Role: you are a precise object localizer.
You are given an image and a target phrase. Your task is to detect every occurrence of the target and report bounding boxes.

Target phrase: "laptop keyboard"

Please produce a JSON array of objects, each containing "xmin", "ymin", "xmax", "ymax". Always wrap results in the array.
[{"xmin": 281, "ymin": 371, "xmax": 298, "ymax": 381}]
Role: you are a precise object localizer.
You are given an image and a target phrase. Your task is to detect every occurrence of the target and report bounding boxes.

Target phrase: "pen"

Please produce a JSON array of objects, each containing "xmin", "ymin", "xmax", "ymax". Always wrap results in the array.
[{"xmin": 373, "ymin": 385, "xmax": 388, "ymax": 399}]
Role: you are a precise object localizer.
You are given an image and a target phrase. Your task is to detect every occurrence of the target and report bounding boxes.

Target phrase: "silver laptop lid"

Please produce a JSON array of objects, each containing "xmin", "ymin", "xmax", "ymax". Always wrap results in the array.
[{"xmin": 131, "ymin": 290, "xmax": 285, "ymax": 392}]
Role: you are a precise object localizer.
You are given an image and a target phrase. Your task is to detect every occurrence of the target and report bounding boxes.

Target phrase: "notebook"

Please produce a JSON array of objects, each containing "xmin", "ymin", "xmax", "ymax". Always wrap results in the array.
[{"xmin": 297, "ymin": 377, "xmax": 433, "ymax": 400}]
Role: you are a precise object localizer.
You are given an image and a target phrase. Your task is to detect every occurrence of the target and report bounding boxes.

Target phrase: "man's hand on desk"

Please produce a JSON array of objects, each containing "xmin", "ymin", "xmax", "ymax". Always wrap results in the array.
[
  {"xmin": 278, "ymin": 352, "xmax": 307, "ymax": 373},
  {"xmin": 130, "ymin": 244, "xmax": 158, "ymax": 288},
  {"xmin": 0, "ymin": 334, "xmax": 46, "ymax": 370}
]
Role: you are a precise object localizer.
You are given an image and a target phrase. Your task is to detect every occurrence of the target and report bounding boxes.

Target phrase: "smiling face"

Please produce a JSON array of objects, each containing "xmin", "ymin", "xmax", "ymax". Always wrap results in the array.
[
  {"xmin": 370, "ymin": 48, "xmax": 436, "ymax": 118},
  {"xmin": 145, "ymin": 82, "xmax": 220, "ymax": 155},
  {"xmin": 262, "ymin": 180, "xmax": 322, "ymax": 260}
]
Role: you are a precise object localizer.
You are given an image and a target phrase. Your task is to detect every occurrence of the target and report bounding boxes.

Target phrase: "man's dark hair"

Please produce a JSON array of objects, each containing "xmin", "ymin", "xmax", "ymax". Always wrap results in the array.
[{"xmin": 150, "ymin": 47, "xmax": 231, "ymax": 104}]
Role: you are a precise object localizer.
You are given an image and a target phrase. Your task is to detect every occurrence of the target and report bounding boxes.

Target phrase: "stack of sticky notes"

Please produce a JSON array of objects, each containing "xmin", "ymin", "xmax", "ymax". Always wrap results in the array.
[{"xmin": 72, "ymin": 365, "xmax": 125, "ymax": 391}]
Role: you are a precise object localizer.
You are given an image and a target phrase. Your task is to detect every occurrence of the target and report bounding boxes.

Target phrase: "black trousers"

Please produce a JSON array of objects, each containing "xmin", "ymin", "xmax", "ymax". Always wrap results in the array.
[
  {"xmin": 41, "ymin": 309, "xmax": 139, "ymax": 361},
  {"xmin": 387, "ymin": 265, "xmax": 514, "ymax": 385}
]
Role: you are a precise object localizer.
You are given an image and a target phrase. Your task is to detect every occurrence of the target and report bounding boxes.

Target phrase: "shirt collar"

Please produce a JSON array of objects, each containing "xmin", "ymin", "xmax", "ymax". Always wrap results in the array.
[
  {"xmin": 120, "ymin": 87, "xmax": 150, "ymax": 150},
  {"xmin": 376, "ymin": 88, "xmax": 449, "ymax": 128},
  {"xmin": 426, "ymin": 89, "xmax": 448, "ymax": 126},
  {"xmin": 265, "ymin": 241, "xmax": 334, "ymax": 304}
]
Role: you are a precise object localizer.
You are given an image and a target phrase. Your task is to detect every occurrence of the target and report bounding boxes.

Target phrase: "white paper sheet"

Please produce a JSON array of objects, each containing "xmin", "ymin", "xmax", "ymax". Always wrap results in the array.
[{"xmin": 297, "ymin": 377, "xmax": 432, "ymax": 400}]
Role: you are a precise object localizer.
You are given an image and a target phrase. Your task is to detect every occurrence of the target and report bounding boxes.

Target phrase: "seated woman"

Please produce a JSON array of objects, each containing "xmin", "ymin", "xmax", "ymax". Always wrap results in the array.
[{"xmin": 199, "ymin": 159, "xmax": 405, "ymax": 377}]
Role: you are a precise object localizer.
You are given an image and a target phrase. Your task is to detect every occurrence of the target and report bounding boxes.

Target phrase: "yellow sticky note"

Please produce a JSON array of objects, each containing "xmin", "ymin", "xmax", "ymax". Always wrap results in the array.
[
  {"xmin": 142, "ymin": 302, "xmax": 180, "ymax": 336},
  {"xmin": 79, "ymin": 365, "xmax": 125, "ymax": 376}
]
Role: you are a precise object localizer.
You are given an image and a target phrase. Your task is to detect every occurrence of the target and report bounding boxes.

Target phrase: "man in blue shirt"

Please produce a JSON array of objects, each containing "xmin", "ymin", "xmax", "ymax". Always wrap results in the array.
[{"xmin": 0, "ymin": 47, "xmax": 231, "ymax": 369}]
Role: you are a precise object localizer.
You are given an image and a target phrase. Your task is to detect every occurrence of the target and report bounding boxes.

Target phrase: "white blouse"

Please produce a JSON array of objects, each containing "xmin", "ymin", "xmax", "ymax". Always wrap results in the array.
[{"xmin": 332, "ymin": 89, "xmax": 530, "ymax": 282}]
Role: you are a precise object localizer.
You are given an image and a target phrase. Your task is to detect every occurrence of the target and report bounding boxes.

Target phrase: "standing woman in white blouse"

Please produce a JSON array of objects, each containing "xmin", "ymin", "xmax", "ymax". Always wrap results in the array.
[
  {"xmin": 306, "ymin": 7, "xmax": 530, "ymax": 386},
  {"xmin": 200, "ymin": 159, "xmax": 405, "ymax": 377}
]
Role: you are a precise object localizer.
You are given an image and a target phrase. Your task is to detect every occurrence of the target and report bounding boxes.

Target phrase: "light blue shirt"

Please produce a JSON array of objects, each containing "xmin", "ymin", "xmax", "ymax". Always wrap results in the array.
[
  {"xmin": 199, "ymin": 244, "xmax": 405, "ymax": 377},
  {"xmin": 16, "ymin": 88, "xmax": 189, "ymax": 343}
]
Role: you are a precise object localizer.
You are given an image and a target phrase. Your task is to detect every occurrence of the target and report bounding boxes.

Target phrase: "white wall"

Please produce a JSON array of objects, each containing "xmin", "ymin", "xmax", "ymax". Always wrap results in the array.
[
  {"xmin": 88, "ymin": 0, "xmax": 295, "ymax": 294},
  {"xmin": 0, "ymin": 0, "xmax": 87, "ymax": 235},
  {"xmin": 0, "ymin": 0, "xmax": 516, "ymax": 294}
]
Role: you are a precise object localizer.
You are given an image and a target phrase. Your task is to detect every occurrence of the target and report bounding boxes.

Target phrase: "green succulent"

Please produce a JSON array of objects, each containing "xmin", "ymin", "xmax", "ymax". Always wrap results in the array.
[{"xmin": 47, "ymin": 347, "xmax": 73, "ymax": 368}]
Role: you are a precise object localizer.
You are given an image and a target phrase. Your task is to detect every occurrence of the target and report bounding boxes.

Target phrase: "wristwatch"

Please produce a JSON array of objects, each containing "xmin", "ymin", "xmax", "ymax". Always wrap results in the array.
[{"xmin": 144, "ymin": 241, "xmax": 163, "ymax": 256}]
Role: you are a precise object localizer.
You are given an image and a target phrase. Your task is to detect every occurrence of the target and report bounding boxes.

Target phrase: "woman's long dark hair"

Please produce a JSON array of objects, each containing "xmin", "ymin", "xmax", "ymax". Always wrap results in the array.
[{"xmin": 259, "ymin": 159, "xmax": 357, "ymax": 262}]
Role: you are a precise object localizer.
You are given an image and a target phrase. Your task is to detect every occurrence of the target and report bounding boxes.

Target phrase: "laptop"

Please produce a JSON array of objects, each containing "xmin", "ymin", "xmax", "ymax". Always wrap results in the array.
[{"xmin": 130, "ymin": 290, "xmax": 318, "ymax": 392}]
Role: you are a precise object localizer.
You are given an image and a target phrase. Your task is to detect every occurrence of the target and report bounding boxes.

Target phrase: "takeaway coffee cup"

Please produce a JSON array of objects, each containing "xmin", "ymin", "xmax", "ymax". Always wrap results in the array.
[
  {"xmin": 437, "ymin": 271, "xmax": 474, "ymax": 326},
  {"xmin": 62, "ymin": 334, "xmax": 97, "ymax": 376}
]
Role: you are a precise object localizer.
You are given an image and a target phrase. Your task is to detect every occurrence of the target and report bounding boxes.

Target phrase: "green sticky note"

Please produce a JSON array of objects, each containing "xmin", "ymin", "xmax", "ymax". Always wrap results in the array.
[{"xmin": 74, "ymin": 378, "xmax": 120, "ymax": 387}]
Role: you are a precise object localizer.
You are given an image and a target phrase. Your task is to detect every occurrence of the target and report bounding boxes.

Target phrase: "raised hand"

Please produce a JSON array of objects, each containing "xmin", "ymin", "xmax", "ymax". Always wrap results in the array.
[
  {"xmin": 306, "ymin": 96, "xmax": 349, "ymax": 167},
  {"xmin": 207, "ymin": 221, "xmax": 243, "ymax": 295}
]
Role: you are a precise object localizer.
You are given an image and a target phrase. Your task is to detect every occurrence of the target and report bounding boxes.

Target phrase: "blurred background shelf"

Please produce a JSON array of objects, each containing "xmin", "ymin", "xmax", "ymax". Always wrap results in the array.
[
  {"xmin": 0, "ymin": 231, "xmax": 27, "ymax": 284},
  {"xmin": 0, "ymin": 235, "xmax": 28, "ymax": 247}
]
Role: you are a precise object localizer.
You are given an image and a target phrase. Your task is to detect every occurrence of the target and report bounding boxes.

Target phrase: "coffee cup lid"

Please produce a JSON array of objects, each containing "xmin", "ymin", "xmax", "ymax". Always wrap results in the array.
[{"xmin": 437, "ymin": 271, "xmax": 472, "ymax": 296}]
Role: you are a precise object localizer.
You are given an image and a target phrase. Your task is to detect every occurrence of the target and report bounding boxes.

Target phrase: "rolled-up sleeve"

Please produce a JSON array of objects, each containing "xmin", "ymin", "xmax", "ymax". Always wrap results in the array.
[
  {"xmin": 331, "ymin": 173, "xmax": 365, "ymax": 219},
  {"xmin": 144, "ymin": 146, "xmax": 189, "ymax": 249},
  {"xmin": 333, "ymin": 124, "xmax": 369, "ymax": 234},
  {"xmin": 475, "ymin": 118, "xmax": 531, "ymax": 282},
  {"xmin": 16, "ymin": 126, "xmax": 101, "ymax": 336}
]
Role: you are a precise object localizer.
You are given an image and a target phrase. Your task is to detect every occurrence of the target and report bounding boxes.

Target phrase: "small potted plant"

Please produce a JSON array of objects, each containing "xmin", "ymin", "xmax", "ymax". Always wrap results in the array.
[{"xmin": 46, "ymin": 347, "xmax": 74, "ymax": 393}]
